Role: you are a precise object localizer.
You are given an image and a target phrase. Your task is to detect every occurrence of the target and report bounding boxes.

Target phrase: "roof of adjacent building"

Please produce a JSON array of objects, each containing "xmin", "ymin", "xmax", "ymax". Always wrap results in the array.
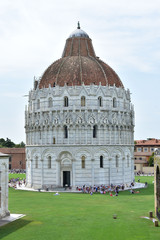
[
  {"xmin": 135, "ymin": 138, "xmax": 160, "ymax": 146},
  {"xmin": 134, "ymin": 152, "xmax": 152, "ymax": 157},
  {"xmin": 39, "ymin": 23, "xmax": 124, "ymax": 89},
  {"xmin": 0, "ymin": 148, "xmax": 25, "ymax": 154},
  {"xmin": 0, "ymin": 152, "xmax": 10, "ymax": 157},
  {"xmin": 134, "ymin": 159, "xmax": 148, "ymax": 164}
]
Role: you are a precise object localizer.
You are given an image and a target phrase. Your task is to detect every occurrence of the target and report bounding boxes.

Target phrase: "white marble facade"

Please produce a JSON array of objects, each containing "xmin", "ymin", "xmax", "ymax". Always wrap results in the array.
[
  {"xmin": 0, "ymin": 153, "xmax": 10, "ymax": 218},
  {"xmin": 25, "ymin": 84, "xmax": 135, "ymax": 189}
]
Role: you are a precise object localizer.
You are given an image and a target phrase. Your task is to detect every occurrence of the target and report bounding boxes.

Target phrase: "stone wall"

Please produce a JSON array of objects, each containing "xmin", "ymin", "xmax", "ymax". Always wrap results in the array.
[
  {"xmin": 26, "ymin": 145, "xmax": 134, "ymax": 189},
  {"xmin": 25, "ymin": 84, "xmax": 135, "ymax": 189}
]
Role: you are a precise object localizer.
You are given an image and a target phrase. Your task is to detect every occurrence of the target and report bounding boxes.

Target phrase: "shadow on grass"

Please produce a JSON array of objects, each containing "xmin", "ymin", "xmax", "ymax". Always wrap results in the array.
[{"xmin": 0, "ymin": 218, "xmax": 32, "ymax": 239}]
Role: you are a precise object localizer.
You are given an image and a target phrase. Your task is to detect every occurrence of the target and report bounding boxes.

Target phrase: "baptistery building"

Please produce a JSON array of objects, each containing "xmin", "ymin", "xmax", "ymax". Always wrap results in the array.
[{"xmin": 25, "ymin": 23, "xmax": 135, "ymax": 189}]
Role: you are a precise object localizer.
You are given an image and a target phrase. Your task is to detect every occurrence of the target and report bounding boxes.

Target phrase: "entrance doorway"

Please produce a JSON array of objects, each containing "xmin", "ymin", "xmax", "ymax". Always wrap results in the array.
[{"xmin": 63, "ymin": 171, "xmax": 70, "ymax": 187}]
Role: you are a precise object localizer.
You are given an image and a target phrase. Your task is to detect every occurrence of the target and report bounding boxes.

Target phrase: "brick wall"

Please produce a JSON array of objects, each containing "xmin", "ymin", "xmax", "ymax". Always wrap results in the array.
[{"xmin": 0, "ymin": 148, "xmax": 26, "ymax": 170}]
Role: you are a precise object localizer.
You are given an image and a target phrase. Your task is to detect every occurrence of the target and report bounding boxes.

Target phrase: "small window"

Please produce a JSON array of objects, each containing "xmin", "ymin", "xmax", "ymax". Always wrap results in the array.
[
  {"xmin": 48, "ymin": 156, "xmax": 51, "ymax": 169},
  {"xmin": 100, "ymin": 156, "xmax": 103, "ymax": 168},
  {"xmin": 64, "ymin": 97, "xmax": 68, "ymax": 107},
  {"xmin": 93, "ymin": 125, "xmax": 97, "ymax": 138},
  {"xmin": 82, "ymin": 156, "xmax": 85, "ymax": 168},
  {"xmin": 116, "ymin": 156, "xmax": 118, "ymax": 168},
  {"xmin": 48, "ymin": 97, "xmax": 53, "ymax": 107},
  {"xmin": 64, "ymin": 126, "xmax": 68, "ymax": 138},
  {"xmin": 98, "ymin": 97, "xmax": 102, "ymax": 107},
  {"xmin": 53, "ymin": 137, "xmax": 55, "ymax": 144},
  {"xmin": 35, "ymin": 156, "xmax": 38, "ymax": 168},
  {"xmin": 81, "ymin": 96, "xmax": 85, "ymax": 106},
  {"xmin": 134, "ymin": 165, "xmax": 136, "ymax": 170},
  {"xmin": 37, "ymin": 99, "xmax": 40, "ymax": 109},
  {"xmin": 150, "ymin": 148, "xmax": 154, "ymax": 152},
  {"xmin": 137, "ymin": 148, "xmax": 142, "ymax": 152},
  {"xmin": 144, "ymin": 148, "xmax": 148, "ymax": 152},
  {"xmin": 113, "ymin": 97, "xmax": 117, "ymax": 108},
  {"xmin": 9, "ymin": 164, "xmax": 11, "ymax": 170}
]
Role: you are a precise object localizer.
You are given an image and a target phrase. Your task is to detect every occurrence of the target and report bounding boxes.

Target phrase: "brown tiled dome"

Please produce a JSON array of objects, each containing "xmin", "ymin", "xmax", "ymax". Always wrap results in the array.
[{"xmin": 39, "ymin": 24, "xmax": 124, "ymax": 89}]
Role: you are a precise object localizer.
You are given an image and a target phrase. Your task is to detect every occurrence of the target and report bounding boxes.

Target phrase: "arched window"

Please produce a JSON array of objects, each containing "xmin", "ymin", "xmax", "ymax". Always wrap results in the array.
[
  {"xmin": 116, "ymin": 155, "xmax": 119, "ymax": 168},
  {"xmin": 64, "ymin": 97, "xmax": 68, "ymax": 107},
  {"xmin": 48, "ymin": 156, "xmax": 51, "ymax": 169},
  {"xmin": 48, "ymin": 97, "xmax": 53, "ymax": 107},
  {"xmin": 82, "ymin": 156, "xmax": 85, "ymax": 168},
  {"xmin": 113, "ymin": 97, "xmax": 117, "ymax": 108},
  {"xmin": 100, "ymin": 155, "xmax": 103, "ymax": 168},
  {"xmin": 64, "ymin": 125, "xmax": 68, "ymax": 138},
  {"xmin": 35, "ymin": 156, "xmax": 38, "ymax": 168},
  {"xmin": 98, "ymin": 97, "xmax": 102, "ymax": 107},
  {"xmin": 93, "ymin": 125, "xmax": 97, "ymax": 138},
  {"xmin": 37, "ymin": 99, "xmax": 40, "ymax": 109},
  {"xmin": 81, "ymin": 96, "xmax": 85, "ymax": 106}
]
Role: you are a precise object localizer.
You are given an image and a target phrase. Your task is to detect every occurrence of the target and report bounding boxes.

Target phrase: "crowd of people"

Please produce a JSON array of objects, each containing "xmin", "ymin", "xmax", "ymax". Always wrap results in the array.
[
  {"xmin": 9, "ymin": 169, "xmax": 26, "ymax": 174},
  {"xmin": 76, "ymin": 182, "xmax": 135, "ymax": 195},
  {"xmin": 135, "ymin": 171, "xmax": 154, "ymax": 176},
  {"xmin": 9, "ymin": 177, "xmax": 26, "ymax": 188}
]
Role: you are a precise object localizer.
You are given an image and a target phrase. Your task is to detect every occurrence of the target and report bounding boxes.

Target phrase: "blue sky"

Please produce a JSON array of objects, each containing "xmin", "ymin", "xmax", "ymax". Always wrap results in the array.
[{"xmin": 0, "ymin": 0, "xmax": 160, "ymax": 143}]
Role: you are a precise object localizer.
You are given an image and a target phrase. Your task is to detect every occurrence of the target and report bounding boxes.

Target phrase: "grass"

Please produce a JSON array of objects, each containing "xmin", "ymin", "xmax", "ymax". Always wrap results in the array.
[
  {"xmin": 9, "ymin": 173, "xmax": 26, "ymax": 180},
  {"xmin": 0, "ymin": 176, "xmax": 159, "ymax": 240}
]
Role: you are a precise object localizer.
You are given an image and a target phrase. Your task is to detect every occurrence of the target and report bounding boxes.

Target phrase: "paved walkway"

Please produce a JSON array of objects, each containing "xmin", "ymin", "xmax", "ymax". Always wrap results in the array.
[
  {"xmin": 0, "ymin": 214, "xmax": 25, "ymax": 227},
  {"xmin": 14, "ymin": 182, "xmax": 146, "ymax": 193}
]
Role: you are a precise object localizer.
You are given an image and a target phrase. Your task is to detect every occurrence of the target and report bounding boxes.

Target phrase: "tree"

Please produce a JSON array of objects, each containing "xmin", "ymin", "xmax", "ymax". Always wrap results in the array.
[
  {"xmin": 15, "ymin": 141, "xmax": 25, "ymax": 148},
  {"xmin": 148, "ymin": 152, "xmax": 154, "ymax": 166},
  {"xmin": 5, "ymin": 138, "xmax": 15, "ymax": 148},
  {"xmin": 0, "ymin": 138, "xmax": 25, "ymax": 148}
]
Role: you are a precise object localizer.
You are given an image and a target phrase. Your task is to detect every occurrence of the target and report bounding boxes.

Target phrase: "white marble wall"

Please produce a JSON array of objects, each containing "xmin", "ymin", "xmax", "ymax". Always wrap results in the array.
[
  {"xmin": 0, "ymin": 153, "xmax": 10, "ymax": 218},
  {"xmin": 25, "ymin": 83, "xmax": 135, "ymax": 189},
  {"xmin": 26, "ymin": 145, "xmax": 134, "ymax": 189}
]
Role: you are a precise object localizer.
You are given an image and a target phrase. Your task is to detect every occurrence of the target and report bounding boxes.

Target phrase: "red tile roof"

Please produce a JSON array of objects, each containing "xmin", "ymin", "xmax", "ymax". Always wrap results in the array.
[
  {"xmin": 135, "ymin": 139, "xmax": 160, "ymax": 146},
  {"xmin": 39, "ymin": 28, "xmax": 124, "ymax": 89}
]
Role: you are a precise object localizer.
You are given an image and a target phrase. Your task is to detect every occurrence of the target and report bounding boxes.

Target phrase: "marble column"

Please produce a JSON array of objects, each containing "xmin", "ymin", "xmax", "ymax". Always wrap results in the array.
[
  {"xmin": 30, "ymin": 159, "xmax": 33, "ymax": 187},
  {"xmin": 0, "ymin": 156, "xmax": 10, "ymax": 218},
  {"xmin": 122, "ymin": 157, "xmax": 125, "ymax": 184},
  {"xmin": 41, "ymin": 159, "xmax": 44, "ymax": 188},
  {"xmin": 72, "ymin": 159, "xmax": 76, "ymax": 188},
  {"xmin": 109, "ymin": 158, "xmax": 112, "ymax": 185},
  {"xmin": 56, "ymin": 159, "xmax": 61, "ymax": 187},
  {"xmin": 91, "ymin": 159, "xmax": 95, "ymax": 186}
]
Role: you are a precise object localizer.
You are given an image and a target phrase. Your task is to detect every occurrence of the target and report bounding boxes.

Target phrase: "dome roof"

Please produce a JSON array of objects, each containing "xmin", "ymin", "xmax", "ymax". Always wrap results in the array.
[
  {"xmin": 39, "ymin": 56, "xmax": 123, "ymax": 88},
  {"xmin": 39, "ymin": 23, "xmax": 124, "ymax": 89},
  {"xmin": 69, "ymin": 29, "xmax": 89, "ymax": 38}
]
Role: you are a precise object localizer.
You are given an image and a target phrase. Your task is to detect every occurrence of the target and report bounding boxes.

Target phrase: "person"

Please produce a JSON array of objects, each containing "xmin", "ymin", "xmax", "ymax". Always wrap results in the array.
[{"xmin": 54, "ymin": 192, "xmax": 59, "ymax": 195}]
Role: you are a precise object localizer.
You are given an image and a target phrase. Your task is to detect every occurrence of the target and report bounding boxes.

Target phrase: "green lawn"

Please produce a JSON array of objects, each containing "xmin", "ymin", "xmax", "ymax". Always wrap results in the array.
[
  {"xmin": 9, "ymin": 173, "xmax": 26, "ymax": 180},
  {"xmin": 0, "ymin": 176, "xmax": 159, "ymax": 240}
]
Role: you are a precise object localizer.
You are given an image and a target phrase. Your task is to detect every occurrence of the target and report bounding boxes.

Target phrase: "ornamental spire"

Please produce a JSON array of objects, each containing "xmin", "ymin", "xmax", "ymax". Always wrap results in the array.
[{"xmin": 77, "ymin": 21, "xmax": 80, "ymax": 29}]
